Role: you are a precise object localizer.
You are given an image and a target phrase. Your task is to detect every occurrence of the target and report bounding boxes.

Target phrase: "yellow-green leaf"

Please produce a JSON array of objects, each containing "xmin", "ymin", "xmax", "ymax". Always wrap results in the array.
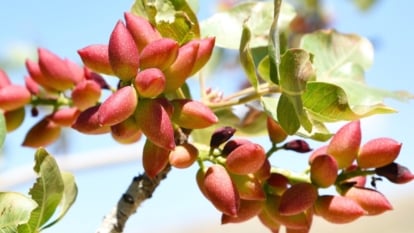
[{"xmin": 0, "ymin": 192, "xmax": 37, "ymax": 233}]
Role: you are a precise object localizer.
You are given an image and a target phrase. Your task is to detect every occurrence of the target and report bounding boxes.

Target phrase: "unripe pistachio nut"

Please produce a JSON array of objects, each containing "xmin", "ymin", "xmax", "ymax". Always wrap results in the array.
[
  {"xmin": 110, "ymin": 116, "xmax": 142, "ymax": 144},
  {"xmin": 139, "ymin": 38, "xmax": 179, "ymax": 70},
  {"xmin": 78, "ymin": 44, "xmax": 114, "ymax": 75},
  {"xmin": 71, "ymin": 79, "xmax": 102, "ymax": 111},
  {"xmin": 283, "ymin": 139, "xmax": 312, "ymax": 153},
  {"xmin": 4, "ymin": 107, "xmax": 25, "ymax": 132},
  {"xmin": 22, "ymin": 118, "xmax": 61, "ymax": 148},
  {"xmin": 266, "ymin": 116, "xmax": 288, "ymax": 144},
  {"xmin": 0, "ymin": 85, "xmax": 31, "ymax": 111},
  {"xmin": 310, "ymin": 154, "xmax": 338, "ymax": 188},
  {"xmin": 357, "ymin": 137, "xmax": 402, "ymax": 168},
  {"xmin": 48, "ymin": 107, "xmax": 80, "ymax": 127},
  {"xmin": 124, "ymin": 12, "xmax": 162, "ymax": 51},
  {"xmin": 171, "ymin": 99, "xmax": 218, "ymax": 129},
  {"xmin": 266, "ymin": 173, "xmax": 289, "ymax": 196},
  {"xmin": 142, "ymin": 139, "xmax": 170, "ymax": 179},
  {"xmin": 135, "ymin": 98, "xmax": 175, "ymax": 150},
  {"xmin": 72, "ymin": 105, "xmax": 111, "ymax": 134},
  {"xmin": 314, "ymin": 195, "xmax": 365, "ymax": 224},
  {"xmin": 279, "ymin": 183, "xmax": 318, "ymax": 216},
  {"xmin": 108, "ymin": 20, "xmax": 140, "ymax": 81},
  {"xmin": 343, "ymin": 186, "xmax": 392, "ymax": 215},
  {"xmin": 134, "ymin": 68, "xmax": 166, "ymax": 98},
  {"xmin": 375, "ymin": 162, "xmax": 414, "ymax": 184},
  {"xmin": 164, "ymin": 43, "xmax": 199, "ymax": 92},
  {"xmin": 327, "ymin": 120, "xmax": 361, "ymax": 168},
  {"xmin": 221, "ymin": 199, "xmax": 263, "ymax": 224},
  {"xmin": 169, "ymin": 143, "xmax": 199, "ymax": 169},
  {"xmin": 203, "ymin": 165, "xmax": 240, "ymax": 217},
  {"xmin": 225, "ymin": 142, "xmax": 266, "ymax": 175},
  {"xmin": 98, "ymin": 86, "xmax": 138, "ymax": 126},
  {"xmin": 209, "ymin": 126, "xmax": 236, "ymax": 148}
]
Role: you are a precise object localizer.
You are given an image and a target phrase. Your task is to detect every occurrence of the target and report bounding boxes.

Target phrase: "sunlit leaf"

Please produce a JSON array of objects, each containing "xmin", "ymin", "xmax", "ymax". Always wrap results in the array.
[
  {"xmin": 300, "ymin": 29, "xmax": 373, "ymax": 81},
  {"xmin": 0, "ymin": 113, "xmax": 6, "ymax": 148},
  {"xmin": 268, "ymin": 0, "xmax": 282, "ymax": 85},
  {"xmin": 18, "ymin": 148, "xmax": 64, "ymax": 232},
  {"xmin": 131, "ymin": 0, "xmax": 200, "ymax": 44},
  {"xmin": 201, "ymin": 1, "xmax": 296, "ymax": 49},
  {"xmin": 239, "ymin": 24, "xmax": 258, "ymax": 90},
  {"xmin": 41, "ymin": 172, "xmax": 78, "ymax": 230},
  {"xmin": 303, "ymin": 81, "xmax": 396, "ymax": 122},
  {"xmin": 0, "ymin": 192, "xmax": 37, "ymax": 233},
  {"xmin": 277, "ymin": 94, "xmax": 300, "ymax": 135}
]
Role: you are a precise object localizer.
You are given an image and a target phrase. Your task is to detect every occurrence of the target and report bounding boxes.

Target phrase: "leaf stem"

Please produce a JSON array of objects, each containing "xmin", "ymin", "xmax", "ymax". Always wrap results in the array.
[
  {"xmin": 271, "ymin": 167, "xmax": 311, "ymax": 184},
  {"xmin": 336, "ymin": 169, "xmax": 376, "ymax": 184}
]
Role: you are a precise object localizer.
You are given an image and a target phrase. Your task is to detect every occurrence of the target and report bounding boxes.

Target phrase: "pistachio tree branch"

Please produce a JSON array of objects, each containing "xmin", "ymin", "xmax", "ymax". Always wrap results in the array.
[{"xmin": 95, "ymin": 166, "xmax": 171, "ymax": 233}]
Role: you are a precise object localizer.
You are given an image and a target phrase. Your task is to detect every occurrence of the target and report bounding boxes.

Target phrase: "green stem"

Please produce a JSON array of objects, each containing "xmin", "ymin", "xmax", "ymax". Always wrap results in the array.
[
  {"xmin": 336, "ymin": 169, "xmax": 376, "ymax": 184},
  {"xmin": 206, "ymin": 84, "xmax": 280, "ymax": 110},
  {"xmin": 271, "ymin": 167, "xmax": 311, "ymax": 184}
]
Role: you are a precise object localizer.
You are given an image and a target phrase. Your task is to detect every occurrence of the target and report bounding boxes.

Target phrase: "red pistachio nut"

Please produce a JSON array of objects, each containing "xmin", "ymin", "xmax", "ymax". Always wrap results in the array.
[
  {"xmin": 171, "ymin": 99, "xmax": 218, "ymax": 129},
  {"xmin": 142, "ymin": 139, "xmax": 170, "ymax": 179},
  {"xmin": 267, "ymin": 116, "xmax": 288, "ymax": 144},
  {"xmin": 187, "ymin": 37, "xmax": 215, "ymax": 76},
  {"xmin": 310, "ymin": 154, "xmax": 338, "ymax": 188},
  {"xmin": 221, "ymin": 199, "xmax": 263, "ymax": 224},
  {"xmin": 266, "ymin": 173, "xmax": 289, "ymax": 196},
  {"xmin": 283, "ymin": 139, "xmax": 312, "ymax": 153},
  {"xmin": 48, "ymin": 107, "xmax": 80, "ymax": 127},
  {"xmin": 196, "ymin": 168, "xmax": 209, "ymax": 200},
  {"xmin": 314, "ymin": 195, "xmax": 365, "ymax": 224},
  {"xmin": 357, "ymin": 137, "xmax": 402, "ymax": 168},
  {"xmin": 343, "ymin": 164, "xmax": 366, "ymax": 187},
  {"xmin": 327, "ymin": 120, "xmax": 361, "ymax": 168},
  {"xmin": 139, "ymin": 38, "xmax": 179, "ymax": 70},
  {"xmin": 24, "ymin": 76, "xmax": 40, "ymax": 95},
  {"xmin": 169, "ymin": 143, "xmax": 199, "ymax": 169},
  {"xmin": 72, "ymin": 105, "xmax": 111, "ymax": 134},
  {"xmin": 279, "ymin": 183, "xmax": 318, "ymax": 216},
  {"xmin": 375, "ymin": 162, "xmax": 414, "ymax": 184},
  {"xmin": 78, "ymin": 44, "xmax": 114, "ymax": 75},
  {"xmin": 64, "ymin": 58, "xmax": 84, "ymax": 84},
  {"xmin": 108, "ymin": 20, "xmax": 140, "ymax": 81},
  {"xmin": 4, "ymin": 107, "xmax": 25, "ymax": 132},
  {"xmin": 203, "ymin": 165, "xmax": 240, "ymax": 217},
  {"xmin": 264, "ymin": 194, "xmax": 312, "ymax": 230},
  {"xmin": 254, "ymin": 159, "xmax": 271, "ymax": 181},
  {"xmin": 71, "ymin": 79, "xmax": 102, "ymax": 111},
  {"xmin": 110, "ymin": 116, "xmax": 142, "ymax": 144},
  {"xmin": 25, "ymin": 59, "xmax": 55, "ymax": 91},
  {"xmin": 0, "ymin": 85, "xmax": 31, "ymax": 111},
  {"xmin": 22, "ymin": 118, "xmax": 61, "ymax": 148},
  {"xmin": 38, "ymin": 48, "xmax": 77, "ymax": 90},
  {"xmin": 225, "ymin": 142, "xmax": 266, "ymax": 175},
  {"xmin": 163, "ymin": 42, "xmax": 199, "ymax": 92},
  {"xmin": 124, "ymin": 12, "xmax": 162, "ymax": 51},
  {"xmin": 344, "ymin": 186, "xmax": 392, "ymax": 215},
  {"xmin": 308, "ymin": 145, "xmax": 328, "ymax": 164},
  {"xmin": 98, "ymin": 86, "xmax": 138, "ymax": 126},
  {"xmin": 135, "ymin": 98, "xmax": 175, "ymax": 150},
  {"xmin": 230, "ymin": 173, "xmax": 266, "ymax": 201},
  {"xmin": 222, "ymin": 138, "xmax": 251, "ymax": 155},
  {"xmin": 84, "ymin": 68, "xmax": 111, "ymax": 89},
  {"xmin": 209, "ymin": 126, "xmax": 236, "ymax": 148},
  {"xmin": 0, "ymin": 69, "xmax": 11, "ymax": 88},
  {"xmin": 134, "ymin": 68, "xmax": 166, "ymax": 98}
]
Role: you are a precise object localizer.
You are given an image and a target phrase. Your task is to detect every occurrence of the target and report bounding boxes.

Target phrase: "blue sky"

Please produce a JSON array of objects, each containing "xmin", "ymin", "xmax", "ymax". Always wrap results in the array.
[{"xmin": 1, "ymin": 1, "xmax": 414, "ymax": 233}]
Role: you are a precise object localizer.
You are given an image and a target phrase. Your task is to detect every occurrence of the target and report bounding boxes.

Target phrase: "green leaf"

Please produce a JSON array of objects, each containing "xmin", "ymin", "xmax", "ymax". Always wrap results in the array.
[
  {"xmin": 300, "ymin": 30, "xmax": 373, "ymax": 81},
  {"xmin": 239, "ymin": 24, "xmax": 258, "ymax": 90},
  {"xmin": 279, "ymin": 48, "xmax": 314, "ymax": 132},
  {"xmin": 267, "ymin": 0, "xmax": 282, "ymax": 85},
  {"xmin": 201, "ymin": 1, "xmax": 296, "ymax": 49},
  {"xmin": 277, "ymin": 94, "xmax": 300, "ymax": 135},
  {"xmin": 353, "ymin": 0, "xmax": 378, "ymax": 11},
  {"xmin": 131, "ymin": 0, "xmax": 200, "ymax": 44},
  {"xmin": 18, "ymin": 148, "xmax": 65, "ymax": 232},
  {"xmin": 0, "ymin": 113, "xmax": 6, "ymax": 148},
  {"xmin": 0, "ymin": 192, "xmax": 37, "ymax": 232},
  {"xmin": 41, "ymin": 172, "xmax": 78, "ymax": 230},
  {"xmin": 303, "ymin": 81, "xmax": 396, "ymax": 122}
]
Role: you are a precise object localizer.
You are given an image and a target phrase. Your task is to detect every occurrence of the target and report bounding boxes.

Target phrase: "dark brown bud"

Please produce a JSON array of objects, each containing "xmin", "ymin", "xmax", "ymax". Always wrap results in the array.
[
  {"xmin": 210, "ymin": 126, "xmax": 236, "ymax": 148},
  {"xmin": 283, "ymin": 139, "xmax": 312, "ymax": 153},
  {"xmin": 375, "ymin": 162, "xmax": 414, "ymax": 184}
]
